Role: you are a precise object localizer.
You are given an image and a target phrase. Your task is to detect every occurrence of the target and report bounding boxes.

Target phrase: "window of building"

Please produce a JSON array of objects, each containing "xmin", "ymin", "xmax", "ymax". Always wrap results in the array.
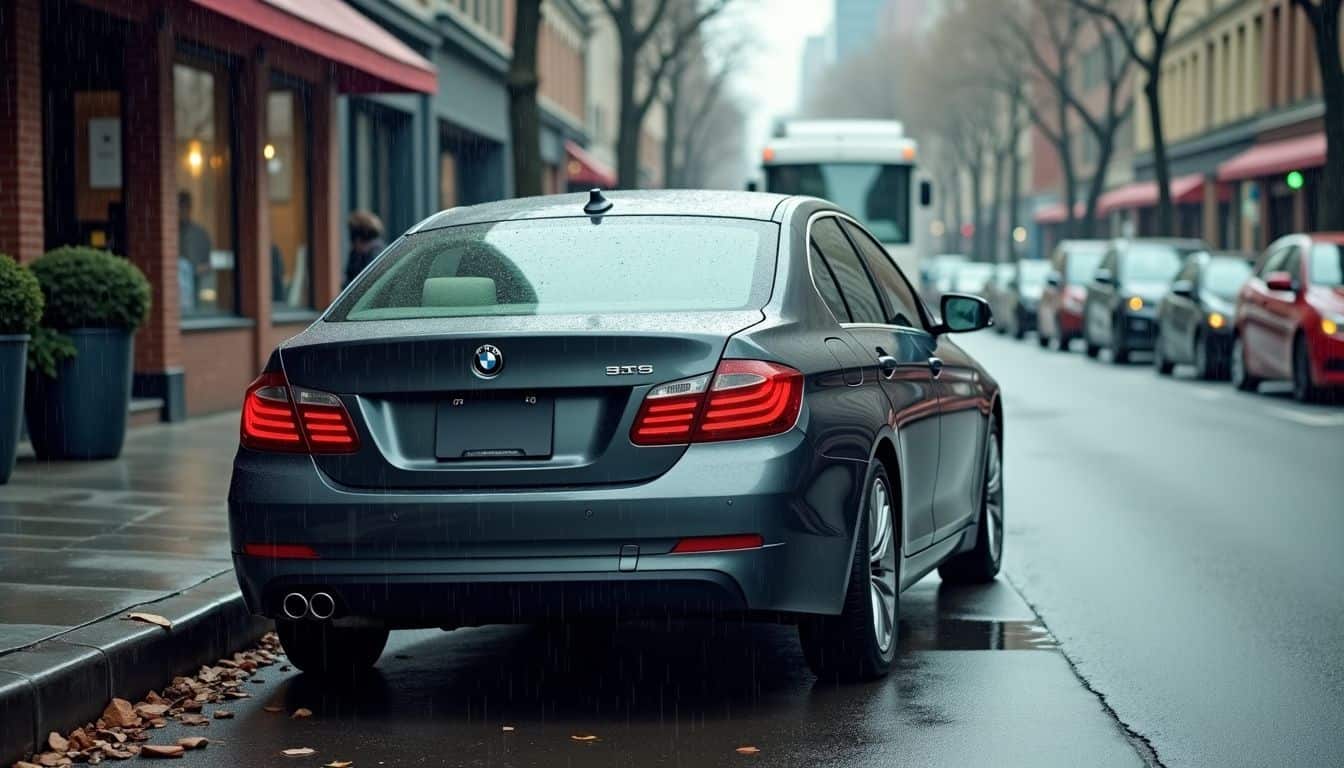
[
  {"xmin": 174, "ymin": 57, "xmax": 238, "ymax": 317},
  {"xmin": 267, "ymin": 81, "xmax": 312, "ymax": 311}
]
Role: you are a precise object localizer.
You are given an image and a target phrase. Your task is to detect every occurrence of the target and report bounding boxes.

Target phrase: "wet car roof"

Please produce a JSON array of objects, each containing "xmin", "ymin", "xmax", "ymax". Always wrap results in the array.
[{"xmin": 412, "ymin": 190, "xmax": 792, "ymax": 232}]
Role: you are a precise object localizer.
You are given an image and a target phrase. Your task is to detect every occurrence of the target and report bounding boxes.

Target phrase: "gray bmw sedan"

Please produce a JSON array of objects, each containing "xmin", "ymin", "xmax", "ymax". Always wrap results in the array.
[{"xmin": 228, "ymin": 190, "xmax": 1003, "ymax": 682}]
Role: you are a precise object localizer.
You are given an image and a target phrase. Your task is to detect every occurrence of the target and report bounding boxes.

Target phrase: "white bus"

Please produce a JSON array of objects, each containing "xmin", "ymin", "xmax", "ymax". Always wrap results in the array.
[{"xmin": 760, "ymin": 119, "xmax": 933, "ymax": 278}]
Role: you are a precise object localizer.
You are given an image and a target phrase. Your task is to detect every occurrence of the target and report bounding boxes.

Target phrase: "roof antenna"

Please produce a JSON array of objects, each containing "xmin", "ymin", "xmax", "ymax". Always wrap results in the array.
[{"xmin": 584, "ymin": 188, "xmax": 613, "ymax": 215}]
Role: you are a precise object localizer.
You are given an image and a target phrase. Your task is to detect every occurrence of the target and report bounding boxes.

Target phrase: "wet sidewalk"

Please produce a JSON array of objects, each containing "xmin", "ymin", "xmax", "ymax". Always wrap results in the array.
[
  {"xmin": 0, "ymin": 413, "xmax": 265, "ymax": 764},
  {"xmin": 0, "ymin": 413, "xmax": 239, "ymax": 653}
]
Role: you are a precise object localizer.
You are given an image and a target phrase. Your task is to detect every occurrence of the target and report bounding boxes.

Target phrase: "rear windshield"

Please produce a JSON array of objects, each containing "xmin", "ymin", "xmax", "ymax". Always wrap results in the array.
[
  {"xmin": 1065, "ymin": 249, "xmax": 1105, "ymax": 283},
  {"xmin": 1123, "ymin": 243, "xmax": 1187, "ymax": 283},
  {"xmin": 1017, "ymin": 260, "xmax": 1050, "ymax": 286},
  {"xmin": 1203, "ymin": 258, "xmax": 1252, "ymax": 299},
  {"xmin": 329, "ymin": 217, "xmax": 778, "ymax": 321}
]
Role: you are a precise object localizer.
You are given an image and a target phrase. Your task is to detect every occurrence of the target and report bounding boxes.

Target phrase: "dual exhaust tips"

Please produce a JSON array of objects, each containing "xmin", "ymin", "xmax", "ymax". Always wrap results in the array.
[{"xmin": 282, "ymin": 591, "xmax": 336, "ymax": 621}]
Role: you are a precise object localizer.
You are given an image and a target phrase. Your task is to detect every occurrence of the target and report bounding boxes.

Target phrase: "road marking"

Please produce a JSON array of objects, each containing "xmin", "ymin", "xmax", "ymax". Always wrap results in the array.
[{"xmin": 1263, "ymin": 405, "xmax": 1344, "ymax": 428}]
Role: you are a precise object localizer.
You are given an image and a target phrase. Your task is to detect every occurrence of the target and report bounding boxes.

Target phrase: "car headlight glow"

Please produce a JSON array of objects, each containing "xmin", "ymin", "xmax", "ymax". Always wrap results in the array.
[
  {"xmin": 1207, "ymin": 312, "xmax": 1226, "ymax": 330},
  {"xmin": 1127, "ymin": 296, "xmax": 1144, "ymax": 311},
  {"xmin": 1323, "ymin": 315, "xmax": 1343, "ymax": 336}
]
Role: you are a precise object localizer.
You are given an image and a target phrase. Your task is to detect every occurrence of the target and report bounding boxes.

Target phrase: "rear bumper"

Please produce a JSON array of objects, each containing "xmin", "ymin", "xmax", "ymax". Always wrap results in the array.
[
  {"xmin": 228, "ymin": 429, "xmax": 864, "ymax": 624},
  {"xmin": 1056, "ymin": 308, "xmax": 1083, "ymax": 337},
  {"xmin": 1118, "ymin": 311, "xmax": 1158, "ymax": 350}
]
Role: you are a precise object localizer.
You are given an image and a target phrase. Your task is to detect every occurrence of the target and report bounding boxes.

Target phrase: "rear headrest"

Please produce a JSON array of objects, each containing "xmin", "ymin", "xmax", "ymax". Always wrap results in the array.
[{"xmin": 422, "ymin": 276, "xmax": 497, "ymax": 307}]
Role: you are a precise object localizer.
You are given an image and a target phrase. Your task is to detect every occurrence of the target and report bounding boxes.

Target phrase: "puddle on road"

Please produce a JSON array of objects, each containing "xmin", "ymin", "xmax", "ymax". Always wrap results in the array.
[{"xmin": 899, "ymin": 617, "xmax": 1058, "ymax": 651}]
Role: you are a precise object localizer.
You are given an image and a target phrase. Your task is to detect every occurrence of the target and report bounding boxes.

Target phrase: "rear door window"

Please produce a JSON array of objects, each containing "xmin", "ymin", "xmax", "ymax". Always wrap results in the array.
[
  {"xmin": 810, "ymin": 217, "xmax": 885, "ymax": 324},
  {"xmin": 841, "ymin": 220, "xmax": 925, "ymax": 329},
  {"xmin": 809, "ymin": 243, "xmax": 852, "ymax": 322},
  {"xmin": 330, "ymin": 216, "xmax": 778, "ymax": 320}
]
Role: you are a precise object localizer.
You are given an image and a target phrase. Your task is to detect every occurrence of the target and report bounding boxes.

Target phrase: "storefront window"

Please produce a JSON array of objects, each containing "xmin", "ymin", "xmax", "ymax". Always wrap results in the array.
[
  {"xmin": 267, "ymin": 84, "xmax": 312, "ymax": 310},
  {"xmin": 174, "ymin": 59, "xmax": 237, "ymax": 317}
]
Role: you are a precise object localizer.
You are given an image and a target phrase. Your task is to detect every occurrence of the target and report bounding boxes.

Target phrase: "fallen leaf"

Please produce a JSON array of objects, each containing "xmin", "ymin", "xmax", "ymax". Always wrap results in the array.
[
  {"xmin": 263, "ymin": 706, "xmax": 285, "ymax": 713},
  {"xmin": 212, "ymin": 710, "xmax": 233, "ymax": 720},
  {"xmin": 97, "ymin": 730, "xmax": 126, "ymax": 744},
  {"xmin": 281, "ymin": 748, "xmax": 317, "ymax": 758},
  {"xmin": 100, "ymin": 700, "xmax": 140, "ymax": 729},
  {"xmin": 34, "ymin": 753, "xmax": 69, "ymax": 767},
  {"xmin": 501, "ymin": 726, "xmax": 515, "ymax": 733},
  {"xmin": 175, "ymin": 737, "xmax": 208, "ymax": 751},
  {"xmin": 322, "ymin": 762, "xmax": 352, "ymax": 768},
  {"xmin": 14, "ymin": 761, "xmax": 41, "ymax": 768},
  {"xmin": 48, "ymin": 732, "xmax": 70, "ymax": 752},
  {"xmin": 735, "ymin": 746, "xmax": 761, "ymax": 755},
  {"xmin": 570, "ymin": 735, "xmax": 600, "ymax": 742},
  {"xmin": 291, "ymin": 708, "xmax": 313, "ymax": 719},
  {"xmin": 176, "ymin": 713, "xmax": 208, "ymax": 726},
  {"xmin": 99, "ymin": 744, "xmax": 133, "ymax": 761},
  {"xmin": 138, "ymin": 745, "xmax": 185, "ymax": 759},
  {"xmin": 124, "ymin": 612, "xmax": 172, "ymax": 630},
  {"xmin": 69, "ymin": 729, "xmax": 94, "ymax": 751},
  {"xmin": 135, "ymin": 703, "xmax": 169, "ymax": 718}
]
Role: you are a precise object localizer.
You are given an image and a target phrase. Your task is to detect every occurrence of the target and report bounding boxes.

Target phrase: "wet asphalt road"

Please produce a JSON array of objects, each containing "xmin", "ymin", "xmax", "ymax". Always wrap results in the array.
[
  {"xmin": 131, "ymin": 578, "xmax": 1145, "ymax": 768},
  {"xmin": 958, "ymin": 331, "xmax": 1344, "ymax": 768}
]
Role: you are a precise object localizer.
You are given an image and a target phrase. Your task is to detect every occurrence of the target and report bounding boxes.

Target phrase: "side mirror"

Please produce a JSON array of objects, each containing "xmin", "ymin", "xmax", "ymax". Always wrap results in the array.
[
  {"xmin": 1170, "ymin": 279, "xmax": 1195, "ymax": 299},
  {"xmin": 1264, "ymin": 271, "xmax": 1295, "ymax": 293},
  {"xmin": 919, "ymin": 180, "xmax": 933, "ymax": 207},
  {"xmin": 1094, "ymin": 268, "xmax": 1115, "ymax": 285},
  {"xmin": 1045, "ymin": 272, "xmax": 1061, "ymax": 288},
  {"xmin": 745, "ymin": 180, "xmax": 759, "ymax": 192},
  {"xmin": 938, "ymin": 293, "xmax": 994, "ymax": 334}
]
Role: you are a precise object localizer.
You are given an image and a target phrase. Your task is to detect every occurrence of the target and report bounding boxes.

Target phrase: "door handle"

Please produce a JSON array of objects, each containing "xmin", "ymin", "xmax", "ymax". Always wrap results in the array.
[
  {"xmin": 877, "ymin": 354, "xmax": 900, "ymax": 378},
  {"xmin": 928, "ymin": 356, "xmax": 944, "ymax": 378}
]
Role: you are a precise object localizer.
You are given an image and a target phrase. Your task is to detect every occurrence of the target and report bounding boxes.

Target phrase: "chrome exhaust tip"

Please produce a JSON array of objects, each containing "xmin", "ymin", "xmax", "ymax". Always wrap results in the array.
[
  {"xmin": 308, "ymin": 592, "xmax": 336, "ymax": 620},
  {"xmin": 281, "ymin": 592, "xmax": 309, "ymax": 620}
]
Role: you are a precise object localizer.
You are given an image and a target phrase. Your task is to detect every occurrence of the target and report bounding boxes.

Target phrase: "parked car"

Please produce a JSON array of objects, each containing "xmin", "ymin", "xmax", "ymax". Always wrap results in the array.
[
  {"xmin": 1232, "ymin": 233, "xmax": 1344, "ymax": 402},
  {"xmin": 998, "ymin": 259, "xmax": 1050, "ymax": 340},
  {"xmin": 952, "ymin": 261, "xmax": 996, "ymax": 296},
  {"xmin": 1153, "ymin": 251, "xmax": 1253, "ymax": 379},
  {"xmin": 922, "ymin": 253, "xmax": 968, "ymax": 301},
  {"xmin": 1083, "ymin": 238, "xmax": 1208, "ymax": 363},
  {"xmin": 1037, "ymin": 240, "xmax": 1108, "ymax": 351},
  {"xmin": 228, "ymin": 190, "xmax": 1004, "ymax": 682},
  {"xmin": 986, "ymin": 262, "xmax": 1017, "ymax": 335}
]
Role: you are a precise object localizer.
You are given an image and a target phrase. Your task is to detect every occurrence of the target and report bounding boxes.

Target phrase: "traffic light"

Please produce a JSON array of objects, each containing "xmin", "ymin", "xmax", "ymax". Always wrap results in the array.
[{"xmin": 1286, "ymin": 170, "xmax": 1305, "ymax": 190}]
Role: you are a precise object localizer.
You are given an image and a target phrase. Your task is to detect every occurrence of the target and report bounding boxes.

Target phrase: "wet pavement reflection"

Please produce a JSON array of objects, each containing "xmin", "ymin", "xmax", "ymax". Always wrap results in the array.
[{"xmin": 181, "ymin": 577, "xmax": 1142, "ymax": 768}]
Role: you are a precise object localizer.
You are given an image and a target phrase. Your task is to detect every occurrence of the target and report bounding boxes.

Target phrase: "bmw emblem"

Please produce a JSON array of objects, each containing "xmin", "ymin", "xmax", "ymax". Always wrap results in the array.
[{"xmin": 472, "ymin": 344, "xmax": 504, "ymax": 378}]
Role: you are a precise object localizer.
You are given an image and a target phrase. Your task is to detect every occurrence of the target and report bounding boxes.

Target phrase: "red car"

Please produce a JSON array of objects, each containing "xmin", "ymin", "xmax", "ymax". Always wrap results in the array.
[
  {"xmin": 1037, "ymin": 240, "xmax": 1108, "ymax": 351},
  {"xmin": 1232, "ymin": 233, "xmax": 1344, "ymax": 402}
]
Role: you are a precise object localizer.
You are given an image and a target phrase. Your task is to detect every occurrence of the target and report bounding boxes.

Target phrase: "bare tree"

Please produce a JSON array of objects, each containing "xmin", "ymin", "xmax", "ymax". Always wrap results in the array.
[
  {"xmin": 1073, "ymin": 0, "xmax": 1186, "ymax": 234},
  {"xmin": 1291, "ymin": 0, "xmax": 1344, "ymax": 230},
  {"xmin": 598, "ymin": 0, "xmax": 735, "ymax": 188},
  {"xmin": 508, "ymin": 0, "xmax": 543, "ymax": 197},
  {"xmin": 662, "ymin": 29, "xmax": 748, "ymax": 188}
]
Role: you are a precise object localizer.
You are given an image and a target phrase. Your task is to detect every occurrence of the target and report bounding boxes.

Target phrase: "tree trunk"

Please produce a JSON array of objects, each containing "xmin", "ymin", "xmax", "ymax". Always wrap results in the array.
[
  {"xmin": 507, "ymin": 0, "xmax": 544, "ymax": 197},
  {"xmin": 616, "ymin": 34, "xmax": 642, "ymax": 188},
  {"xmin": 1311, "ymin": 4, "xmax": 1344, "ymax": 231},
  {"xmin": 990, "ymin": 145, "xmax": 1005, "ymax": 263},
  {"xmin": 970, "ymin": 152, "xmax": 985, "ymax": 261},
  {"xmin": 1055, "ymin": 82, "xmax": 1079, "ymax": 237},
  {"xmin": 952, "ymin": 168, "xmax": 965, "ymax": 254},
  {"xmin": 1008, "ymin": 103, "xmax": 1022, "ymax": 260},
  {"xmin": 1145, "ymin": 76, "xmax": 1175, "ymax": 234},
  {"xmin": 663, "ymin": 65, "xmax": 682, "ymax": 189}
]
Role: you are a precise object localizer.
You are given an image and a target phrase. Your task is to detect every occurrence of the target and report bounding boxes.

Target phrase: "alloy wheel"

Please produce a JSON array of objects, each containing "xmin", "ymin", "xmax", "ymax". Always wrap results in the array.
[
  {"xmin": 985, "ymin": 433, "xmax": 1004, "ymax": 565},
  {"xmin": 868, "ymin": 476, "xmax": 898, "ymax": 654}
]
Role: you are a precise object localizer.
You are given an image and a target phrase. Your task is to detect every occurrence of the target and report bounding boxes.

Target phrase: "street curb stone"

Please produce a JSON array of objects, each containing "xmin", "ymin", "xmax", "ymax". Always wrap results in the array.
[{"xmin": 0, "ymin": 571, "xmax": 267, "ymax": 766}]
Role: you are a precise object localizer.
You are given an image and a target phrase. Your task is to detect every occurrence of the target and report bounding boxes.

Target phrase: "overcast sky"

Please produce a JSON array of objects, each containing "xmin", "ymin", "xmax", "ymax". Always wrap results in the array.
[{"xmin": 717, "ymin": 0, "xmax": 833, "ymax": 180}]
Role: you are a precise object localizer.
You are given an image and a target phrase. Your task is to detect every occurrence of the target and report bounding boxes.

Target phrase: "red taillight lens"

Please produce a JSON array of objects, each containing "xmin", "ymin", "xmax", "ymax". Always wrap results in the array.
[
  {"xmin": 240, "ymin": 372, "xmax": 359, "ymax": 454},
  {"xmin": 629, "ymin": 360, "xmax": 803, "ymax": 446},
  {"xmin": 242, "ymin": 543, "xmax": 319, "ymax": 559},
  {"xmin": 670, "ymin": 534, "xmax": 765, "ymax": 554},
  {"xmin": 241, "ymin": 372, "xmax": 305, "ymax": 451}
]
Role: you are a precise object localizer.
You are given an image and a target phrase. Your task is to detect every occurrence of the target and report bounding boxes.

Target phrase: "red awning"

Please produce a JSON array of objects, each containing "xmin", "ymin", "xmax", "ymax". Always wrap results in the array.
[
  {"xmin": 1217, "ymin": 133, "xmax": 1326, "ymax": 182},
  {"xmin": 566, "ymin": 140, "xmax": 617, "ymax": 189},
  {"xmin": 188, "ymin": 0, "xmax": 437, "ymax": 94},
  {"xmin": 1096, "ymin": 174, "xmax": 1207, "ymax": 214},
  {"xmin": 1033, "ymin": 202, "xmax": 1085, "ymax": 224}
]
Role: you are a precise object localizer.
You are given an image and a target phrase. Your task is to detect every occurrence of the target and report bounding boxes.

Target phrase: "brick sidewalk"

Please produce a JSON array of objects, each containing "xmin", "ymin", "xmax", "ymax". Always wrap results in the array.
[{"xmin": 0, "ymin": 413, "xmax": 239, "ymax": 653}]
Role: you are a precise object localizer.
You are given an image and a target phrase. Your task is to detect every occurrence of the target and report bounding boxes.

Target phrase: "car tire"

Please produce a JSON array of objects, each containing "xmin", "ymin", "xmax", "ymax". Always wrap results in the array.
[
  {"xmin": 938, "ymin": 421, "xmax": 1004, "ymax": 585},
  {"xmin": 1012, "ymin": 311, "xmax": 1026, "ymax": 340},
  {"xmin": 277, "ymin": 619, "xmax": 389, "ymax": 678},
  {"xmin": 799, "ymin": 462, "xmax": 899, "ymax": 682},
  {"xmin": 1153, "ymin": 332, "xmax": 1174, "ymax": 375},
  {"xmin": 1193, "ymin": 330, "xmax": 1218, "ymax": 380},
  {"xmin": 1292, "ymin": 334, "xmax": 1325, "ymax": 403},
  {"xmin": 1037, "ymin": 332, "xmax": 1049, "ymax": 349},
  {"xmin": 1231, "ymin": 336, "xmax": 1259, "ymax": 392},
  {"xmin": 1084, "ymin": 334, "xmax": 1100, "ymax": 358},
  {"xmin": 1111, "ymin": 316, "xmax": 1130, "ymax": 364}
]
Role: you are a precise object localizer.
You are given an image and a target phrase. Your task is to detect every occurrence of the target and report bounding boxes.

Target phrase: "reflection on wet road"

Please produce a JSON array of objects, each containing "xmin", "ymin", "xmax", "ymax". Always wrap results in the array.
[{"xmin": 180, "ymin": 577, "xmax": 1141, "ymax": 768}]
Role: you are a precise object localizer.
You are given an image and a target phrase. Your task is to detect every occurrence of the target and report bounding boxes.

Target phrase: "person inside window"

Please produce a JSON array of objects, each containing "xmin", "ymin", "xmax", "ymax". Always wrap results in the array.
[
  {"xmin": 178, "ymin": 190, "xmax": 212, "ymax": 311},
  {"xmin": 345, "ymin": 210, "xmax": 386, "ymax": 287}
]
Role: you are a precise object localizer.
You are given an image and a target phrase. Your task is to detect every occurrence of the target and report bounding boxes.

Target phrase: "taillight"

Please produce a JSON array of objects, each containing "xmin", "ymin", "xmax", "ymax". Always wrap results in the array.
[
  {"xmin": 240, "ymin": 371, "xmax": 359, "ymax": 454},
  {"xmin": 630, "ymin": 360, "xmax": 803, "ymax": 446}
]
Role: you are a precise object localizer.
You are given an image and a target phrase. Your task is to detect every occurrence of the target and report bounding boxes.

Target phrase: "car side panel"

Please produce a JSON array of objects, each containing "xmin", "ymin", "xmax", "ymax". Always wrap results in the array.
[{"xmin": 930, "ymin": 337, "xmax": 989, "ymax": 540}]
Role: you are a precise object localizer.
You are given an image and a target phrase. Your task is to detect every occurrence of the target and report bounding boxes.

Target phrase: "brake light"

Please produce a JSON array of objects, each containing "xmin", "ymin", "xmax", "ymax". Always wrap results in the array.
[
  {"xmin": 240, "ymin": 371, "xmax": 359, "ymax": 454},
  {"xmin": 670, "ymin": 534, "xmax": 764, "ymax": 554},
  {"xmin": 630, "ymin": 360, "xmax": 803, "ymax": 446},
  {"xmin": 242, "ymin": 543, "xmax": 319, "ymax": 559}
]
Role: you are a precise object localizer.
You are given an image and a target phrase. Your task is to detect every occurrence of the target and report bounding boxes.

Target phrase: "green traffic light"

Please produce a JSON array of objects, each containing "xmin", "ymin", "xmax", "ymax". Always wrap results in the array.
[{"xmin": 1286, "ymin": 170, "xmax": 1305, "ymax": 190}]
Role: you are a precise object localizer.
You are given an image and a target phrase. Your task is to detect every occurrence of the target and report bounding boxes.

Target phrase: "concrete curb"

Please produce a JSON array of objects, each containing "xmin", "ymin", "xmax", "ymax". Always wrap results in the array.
[{"xmin": 0, "ymin": 572, "xmax": 269, "ymax": 766}]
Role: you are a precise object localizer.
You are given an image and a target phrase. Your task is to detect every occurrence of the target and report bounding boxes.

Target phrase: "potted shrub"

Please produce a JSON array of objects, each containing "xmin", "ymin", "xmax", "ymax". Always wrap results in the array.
[
  {"xmin": 0, "ymin": 254, "xmax": 43, "ymax": 482},
  {"xmin": 25, "ymin": 247, "xmax": 151, "ymax": 460}
]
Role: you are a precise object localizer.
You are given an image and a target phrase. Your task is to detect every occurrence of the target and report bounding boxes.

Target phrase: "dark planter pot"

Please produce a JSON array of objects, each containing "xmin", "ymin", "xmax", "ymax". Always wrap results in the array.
[
  {"xmin": 0, "ymin": 334, "xmax": 28, "ymax": 483},
  {"xmin": 24, "ymin": 328, "xmax": 134, "ymax": 460}
]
